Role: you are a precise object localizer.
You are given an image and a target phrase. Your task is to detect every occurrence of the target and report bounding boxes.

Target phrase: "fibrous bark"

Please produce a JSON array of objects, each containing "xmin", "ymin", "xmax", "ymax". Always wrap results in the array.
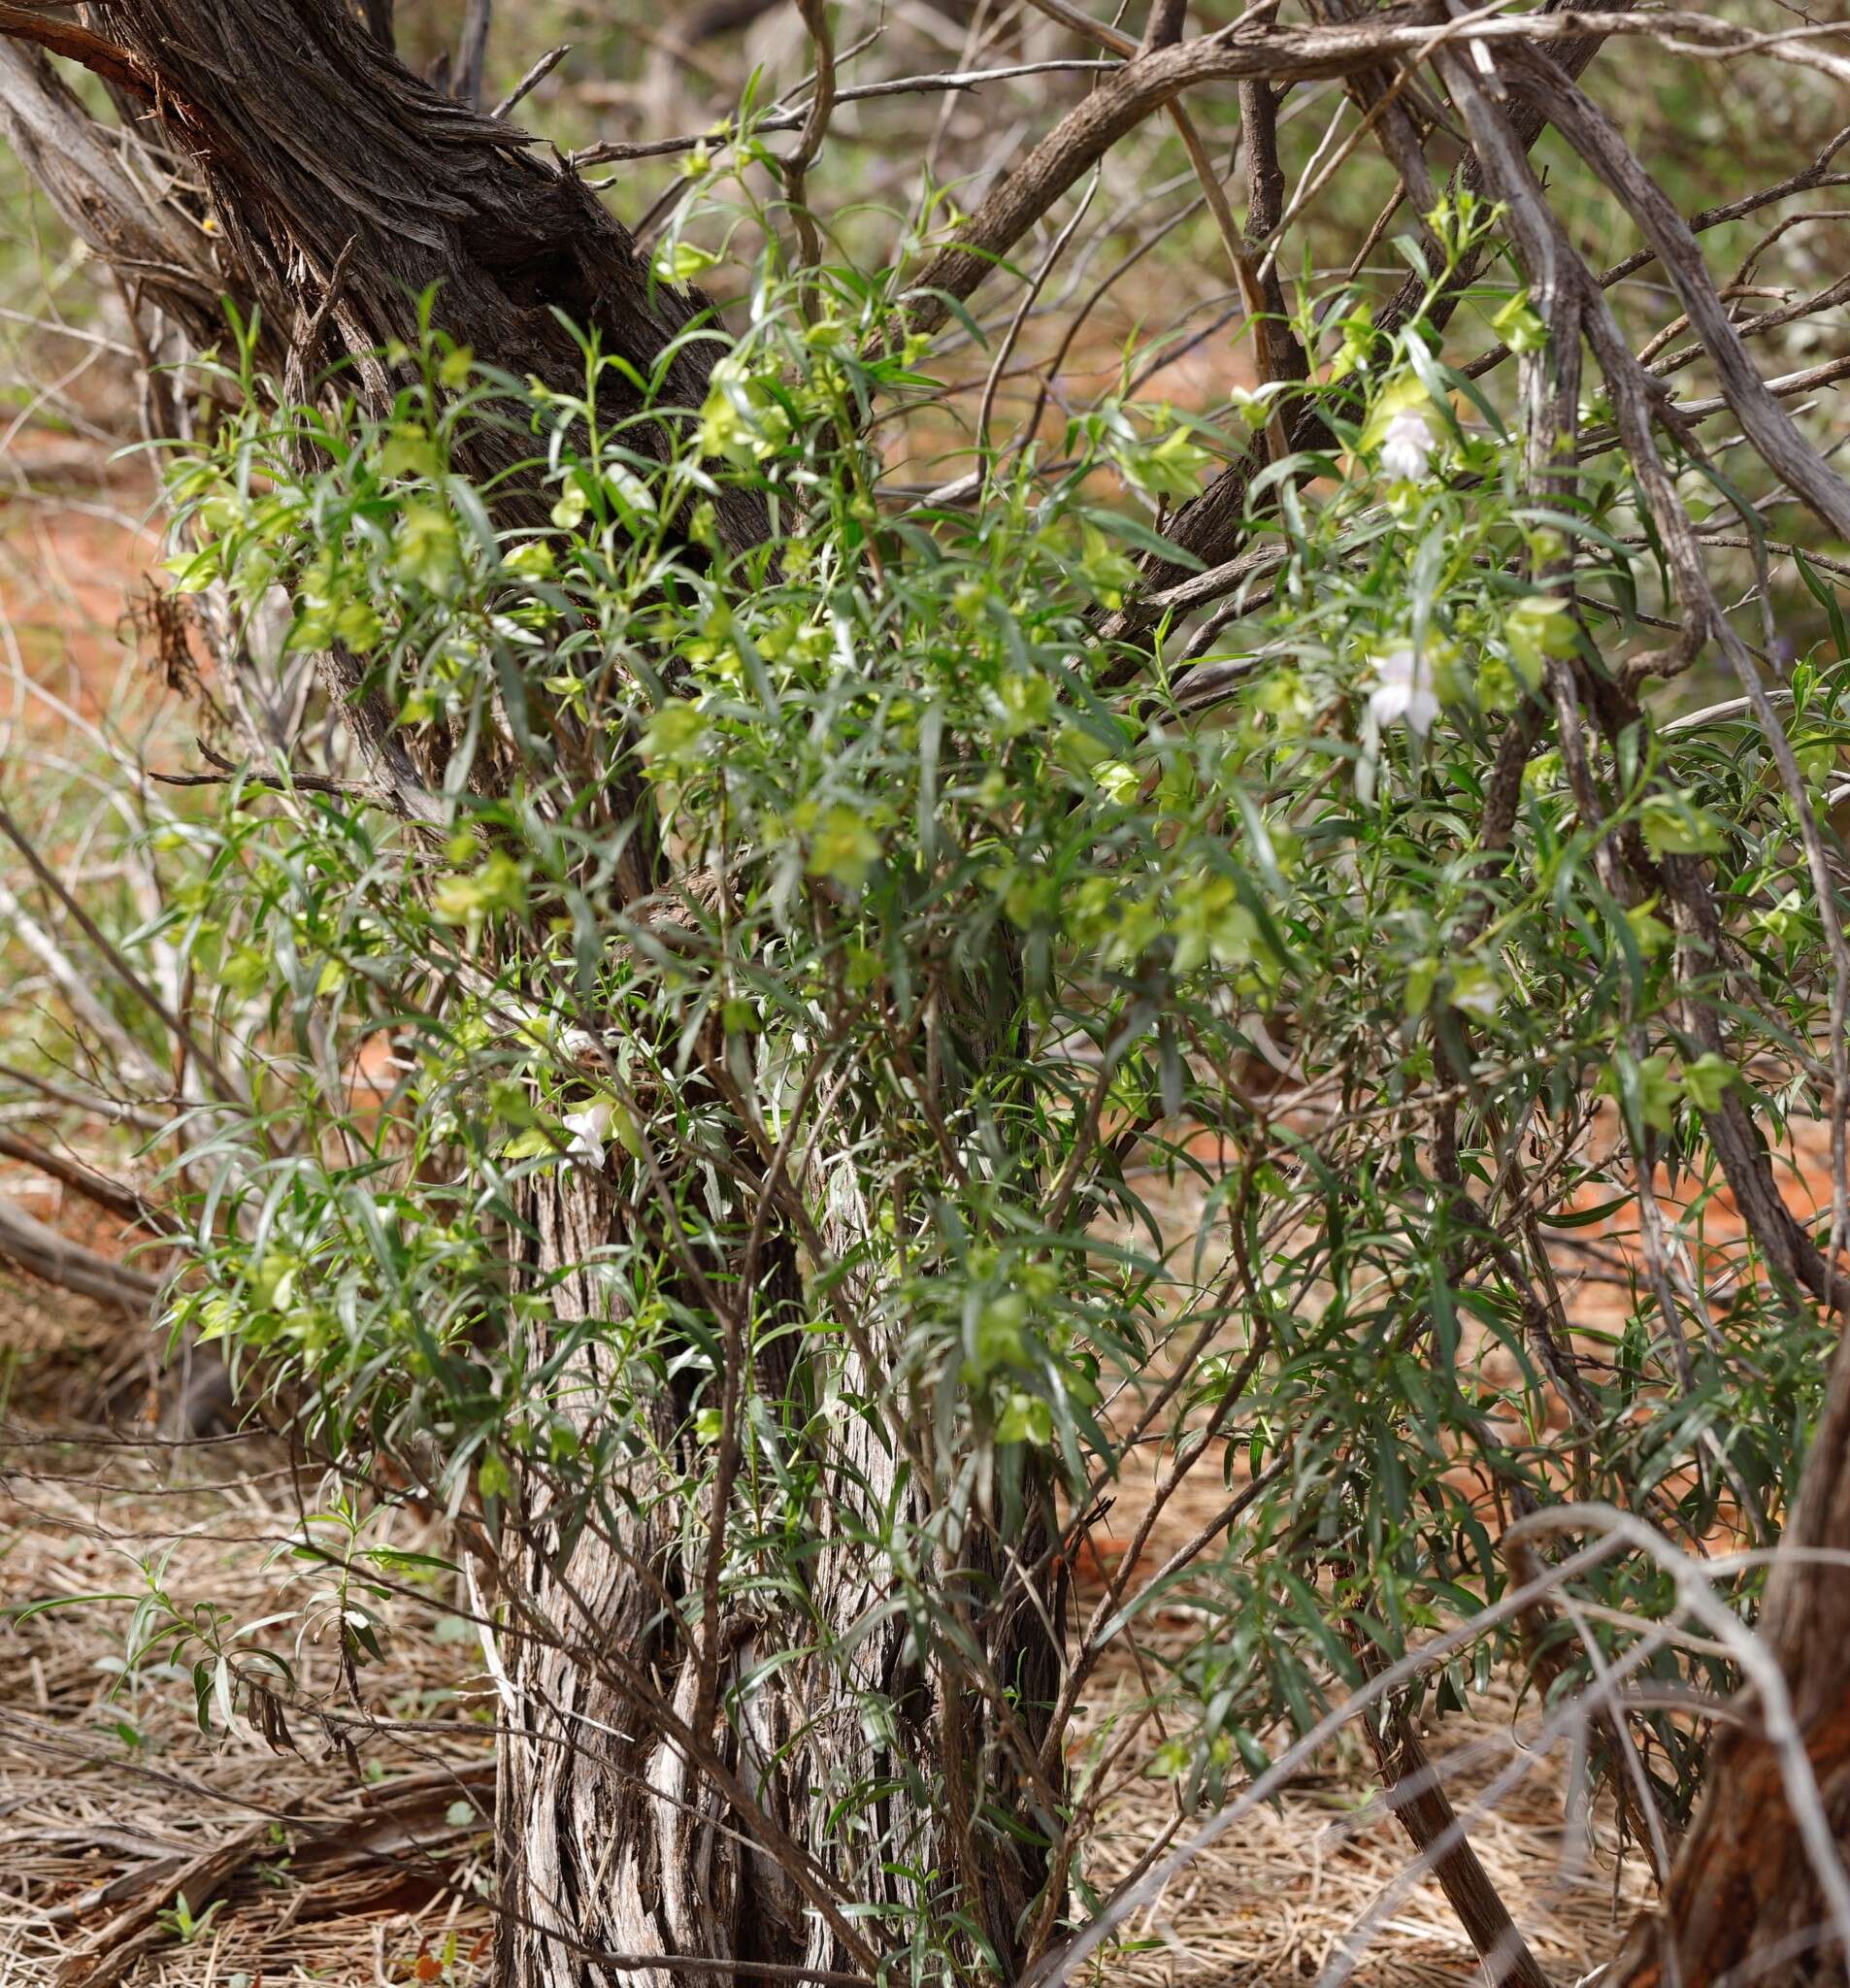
[{"xmin": 29, "ymin": 0, "xmax": 764, "ymax": 552}]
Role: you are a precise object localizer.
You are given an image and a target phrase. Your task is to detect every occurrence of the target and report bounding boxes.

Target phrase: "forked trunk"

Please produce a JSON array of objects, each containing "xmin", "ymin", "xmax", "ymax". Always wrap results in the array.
[
  {"xmin": 0, "ymin": 10, "xmax": 1061, "ymax": 1978},
  {"xmin": 496, "ymin": 1160, "xmax": 1062, "ymax": 1987}
]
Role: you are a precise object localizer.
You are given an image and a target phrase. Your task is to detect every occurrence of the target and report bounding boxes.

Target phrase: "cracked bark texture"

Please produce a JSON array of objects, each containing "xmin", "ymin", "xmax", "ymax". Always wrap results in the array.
[{"xmin": 41, "ymin": 0, "xmax": 765, "ymax": 553}]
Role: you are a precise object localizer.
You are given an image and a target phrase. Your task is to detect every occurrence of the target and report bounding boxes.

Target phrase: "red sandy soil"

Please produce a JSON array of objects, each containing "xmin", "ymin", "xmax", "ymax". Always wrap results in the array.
[{"xmin": 0, "ymin": 457, "xmax": 161, "ymax": 722}]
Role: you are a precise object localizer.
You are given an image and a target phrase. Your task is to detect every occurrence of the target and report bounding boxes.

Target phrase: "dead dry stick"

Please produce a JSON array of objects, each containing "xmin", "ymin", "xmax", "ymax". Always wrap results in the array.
[
  {"xmin": 52, "ymin": 1822, "xmax": 272, "ymax": 1988},
  {"xmin": 783, "ymin": 0, "xmax": 837, "ymax": 315},
  {"xmin": 493, "ymin": 41, "xmax": 569, "ymax": 120},
  {"xmin": 571, "ymin": 60, "xmax": 1123, "ymax": 166},
  {"xmin": 1515, "ymin": 51, "xmax": 1850, "ymax": 546},
  {"xmin": 454, "ymin": 0, "xmax": 492, "ymax": 107},
  {"xmin": 0, "ymin": 798, "xmax": 245, "ymax": 1109},
  {"xmin": 0, "ymin": 1127, "xmax": 175, "ymax": 1236},
  {"xmin": 977, "ymin": 169, "xmax": 1100, "ymax": 467},
  {"xmin": 0, "ymin": 1198, "xmax": 159, "ymax": 1312}
]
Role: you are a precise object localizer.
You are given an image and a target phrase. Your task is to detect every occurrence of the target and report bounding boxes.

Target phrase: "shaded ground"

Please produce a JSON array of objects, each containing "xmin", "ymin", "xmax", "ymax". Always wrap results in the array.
[{"xmin": 0, "ymin": 1304, "xmax": 496, "ymax": 1988}]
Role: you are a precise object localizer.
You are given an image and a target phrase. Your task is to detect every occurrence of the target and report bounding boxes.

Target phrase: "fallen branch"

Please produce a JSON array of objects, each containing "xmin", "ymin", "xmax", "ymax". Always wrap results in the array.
[
  {"xmin": 0, "ymin": 1129, "xmax": 176, "ymax": 1237},
  {"xmin": 50, "ymin": 1763, "xmax": 496, "ymax": 1988},
  {"xmin": 0, "ymin": 1200, "xmax": 159, "ymax": 1312}
]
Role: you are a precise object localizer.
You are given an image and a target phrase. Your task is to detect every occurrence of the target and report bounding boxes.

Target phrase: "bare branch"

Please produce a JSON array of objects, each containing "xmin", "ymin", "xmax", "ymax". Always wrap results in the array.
[{"xmin": 0, "ymin": 1197, "xmax": 160, "ymax": 1311}]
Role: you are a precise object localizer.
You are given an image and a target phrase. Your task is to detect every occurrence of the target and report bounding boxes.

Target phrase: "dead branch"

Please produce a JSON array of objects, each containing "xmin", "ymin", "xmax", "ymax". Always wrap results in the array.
[{"xmin": 0, "ymin": 1199, "xmax": 159, "ymax": 1311}]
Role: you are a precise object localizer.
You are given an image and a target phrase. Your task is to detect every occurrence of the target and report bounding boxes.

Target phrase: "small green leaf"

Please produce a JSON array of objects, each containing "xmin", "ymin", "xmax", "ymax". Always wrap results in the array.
[
  {"xmin": 1682, "ymin": 1052, "xmax": 1736, "ymax": 1113},
  {"xmin": 1638, "ymin": 794, "xmax": 1726, "ymax": 860}
]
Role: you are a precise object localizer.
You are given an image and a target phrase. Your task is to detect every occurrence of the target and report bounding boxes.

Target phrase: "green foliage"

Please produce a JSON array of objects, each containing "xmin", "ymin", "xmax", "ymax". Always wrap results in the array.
[{"xmin": 31, "ymin": 173, "xmax": 1848, "ymax": 1946}]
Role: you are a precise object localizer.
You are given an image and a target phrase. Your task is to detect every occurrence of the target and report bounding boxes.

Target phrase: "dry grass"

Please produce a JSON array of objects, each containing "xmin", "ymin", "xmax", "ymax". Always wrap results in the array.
[
  {"xmin": 1079, "ymin": 1645, "xmax": 1652, "ymax": 1987},
  {"xmin": 0, "ymin": 1292, "xmax": 495, "ymax": 1988}
]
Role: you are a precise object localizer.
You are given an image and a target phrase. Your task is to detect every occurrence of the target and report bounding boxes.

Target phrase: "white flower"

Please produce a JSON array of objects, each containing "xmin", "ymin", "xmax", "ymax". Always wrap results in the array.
[
  {"xmin": 1378, "ymin": 407, "xmax": 1435, "ymax": 482},
  {"xmin": 557, "ymin": 1026, "xmax": 603, "ymax": 1068},
  {"xmin": 1229, "ymin": 382, "xmax": 1280, "ymax": 433},
  {"xmin": 562, "ymin": 1100, "xmax": 613, "ymax": 1170},
  {"xmin": 1368, "ymin": 646, "xmax": 1439, "ymax": 737}
]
